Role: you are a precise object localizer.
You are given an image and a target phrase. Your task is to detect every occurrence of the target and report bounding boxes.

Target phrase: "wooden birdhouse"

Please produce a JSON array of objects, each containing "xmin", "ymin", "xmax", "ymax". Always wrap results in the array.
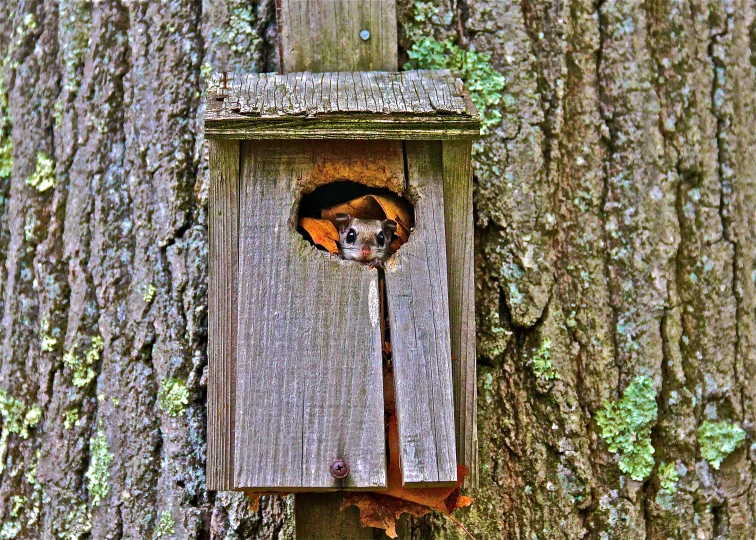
[{"xmin": 205, "ymin": 70, "xmax": 479, "ymax": 493}]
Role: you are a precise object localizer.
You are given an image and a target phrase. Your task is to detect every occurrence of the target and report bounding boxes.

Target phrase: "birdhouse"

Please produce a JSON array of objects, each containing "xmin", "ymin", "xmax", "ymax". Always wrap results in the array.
[{"xmin": 205, "ymin": 70, "xmax": 479, "ymax": 492}]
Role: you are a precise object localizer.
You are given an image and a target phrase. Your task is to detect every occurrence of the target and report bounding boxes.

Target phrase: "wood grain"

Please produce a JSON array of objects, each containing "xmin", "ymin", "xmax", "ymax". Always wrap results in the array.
[
  {"xmin": 234, "ymin": 140, "xmax": 387, "ymax": 491},
  {"xmin": 205, "ymin": 117, "xmax": 479, "ymax": 141},
  {"xmin": 277, "ymin": 0, "xmax": 397, "ymax": 73},
  {"xmin": 295, "ymin": 493, "xmax": 381, "ymax": 539},
  {"xmin": 205, "ymin": 70, "xmax": 480, "ymax": 140},
  {"xmin": 384, "ymin": 141, "xmax": 457, "ymax": 487},
  {"xmin": 207, "ymin": 139, "xmax": 240, "ymax": 491},
  {"xmin": 442, "ymin": 140, "xmax": 478, "ymax": 487},
  {"xmin": 208, "ymin": 71, "xmax": 471, "ymax": 116}
]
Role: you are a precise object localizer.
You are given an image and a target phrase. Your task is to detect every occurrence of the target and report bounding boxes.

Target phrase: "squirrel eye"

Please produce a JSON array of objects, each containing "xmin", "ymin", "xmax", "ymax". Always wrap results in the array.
[
  {"xmin": 377, "ymin": 231, "xmax": 385, "ymax": 246},
  {"xmin": 346, "ymin": 229, "xmax": 357, "ymax": 244}
]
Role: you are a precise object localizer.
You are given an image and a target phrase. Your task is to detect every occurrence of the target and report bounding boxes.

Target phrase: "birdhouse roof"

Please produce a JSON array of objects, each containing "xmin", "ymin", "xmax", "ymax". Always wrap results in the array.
[{"xmin": 205, "ymin": 70, "xmax": 480, "ymax": 140}]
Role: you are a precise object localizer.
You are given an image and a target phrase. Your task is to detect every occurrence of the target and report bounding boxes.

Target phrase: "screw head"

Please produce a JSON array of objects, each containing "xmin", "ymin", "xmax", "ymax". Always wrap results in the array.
[
  {"xmin": 330, "ymin": 459, "xmax": 350, "ymax": 479},
  {"xmin": 360, "ymin": 29, "xmax": 370, "ymax": 41}
]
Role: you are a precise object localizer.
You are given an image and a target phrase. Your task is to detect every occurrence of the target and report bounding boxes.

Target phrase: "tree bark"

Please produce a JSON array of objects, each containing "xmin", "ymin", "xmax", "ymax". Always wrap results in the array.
[{"xmin": 0, "ymin": 0, "xmax": 754, "ymax": 539}]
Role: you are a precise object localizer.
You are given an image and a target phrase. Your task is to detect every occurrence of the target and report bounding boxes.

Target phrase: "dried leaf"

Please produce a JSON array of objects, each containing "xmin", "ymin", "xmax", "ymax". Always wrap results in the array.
[
  {"xmin": 242, "ymin": 491, "xmax": 261, "ymax": 512},
  {"xmin": 299, "ymin": 217, "xmax": 339, "ymax": 254},
  {"xmin": 457, "ymin": 495, "xmax": 475, "ymax": 508},
  {"xmin": 341, "ymin": 413, "xmax": 473, "ymax": 537},
  {"xmin": 341, "ymin": 492, "xmax": 430, "ymax": 538}
]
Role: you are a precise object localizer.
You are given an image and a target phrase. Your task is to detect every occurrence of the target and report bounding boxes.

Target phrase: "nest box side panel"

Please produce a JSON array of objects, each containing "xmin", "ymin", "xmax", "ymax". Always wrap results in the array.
[
  {"xmin": 234, "ymin": 140, "xmax": 387, "ymax": 491},
  {"xmin": 385, "ymin": 141, "xmax": 457, "ymax": 487},
  {"xmin": 442, "ymin": 140, "xmax": 478, "ymax": 486},
  {"xmin": 207, "ymin": 139, "xmax": 240, "ymax": 491}
]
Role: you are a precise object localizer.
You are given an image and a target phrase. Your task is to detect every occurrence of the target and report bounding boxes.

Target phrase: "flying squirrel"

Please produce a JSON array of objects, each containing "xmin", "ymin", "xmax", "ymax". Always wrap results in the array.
[{"xmin": 334, "ymin": 213, "xmax": 397, "ymax": 269}]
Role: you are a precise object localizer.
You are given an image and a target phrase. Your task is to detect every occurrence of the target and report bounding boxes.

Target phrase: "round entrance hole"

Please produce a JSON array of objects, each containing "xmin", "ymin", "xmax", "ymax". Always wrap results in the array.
[{"xmin": 297, "ymin": 181, "xmax": 415, "ymax": 266}]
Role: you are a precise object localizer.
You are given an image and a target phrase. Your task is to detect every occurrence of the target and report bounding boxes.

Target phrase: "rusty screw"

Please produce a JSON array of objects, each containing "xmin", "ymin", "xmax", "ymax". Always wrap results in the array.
[{"xmin": 330, "ymin": 459, "xmax": 350, "ymax": 479}]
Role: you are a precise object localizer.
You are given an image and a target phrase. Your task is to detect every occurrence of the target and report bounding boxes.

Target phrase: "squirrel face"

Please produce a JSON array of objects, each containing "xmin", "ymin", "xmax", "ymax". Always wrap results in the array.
[{"xmin": 334, "ymin": 213, "xmax": 397, "ymax": 263}]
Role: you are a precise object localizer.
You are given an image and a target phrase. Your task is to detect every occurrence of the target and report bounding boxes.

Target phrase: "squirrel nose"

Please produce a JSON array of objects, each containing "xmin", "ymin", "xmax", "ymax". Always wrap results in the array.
[{"xmin": 360, "ymin": 245, "xmax": 371, "ymax": 259}]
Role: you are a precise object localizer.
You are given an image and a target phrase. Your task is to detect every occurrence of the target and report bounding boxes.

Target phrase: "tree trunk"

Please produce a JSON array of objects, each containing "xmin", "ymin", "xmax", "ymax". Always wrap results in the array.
[{"xmin": 0, "ymin": 0, "xmax": 754, "ymax": 539}]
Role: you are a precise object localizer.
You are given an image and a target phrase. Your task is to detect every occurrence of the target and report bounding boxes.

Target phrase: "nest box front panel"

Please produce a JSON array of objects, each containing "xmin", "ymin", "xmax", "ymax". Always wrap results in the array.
[
  {"xmin": 207, "ymin": 137, "xmax": 461, "ymax": 492},
  {"xmin": 384, "ymin": 141, "xmax": 457, "ymax": 486},
  {"xmin": 234, "ymin": 140, "xmax": 405, "ymax": 490}
]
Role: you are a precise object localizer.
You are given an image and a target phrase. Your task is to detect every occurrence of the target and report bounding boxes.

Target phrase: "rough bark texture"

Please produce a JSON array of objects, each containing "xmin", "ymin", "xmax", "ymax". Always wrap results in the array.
[{"xmin": 0, "ymin": 0, "xmax": 754, "ymax": 539}]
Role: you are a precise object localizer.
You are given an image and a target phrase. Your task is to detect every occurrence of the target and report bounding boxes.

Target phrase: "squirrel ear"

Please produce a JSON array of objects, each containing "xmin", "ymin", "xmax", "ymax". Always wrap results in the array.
[
  {"xmin": 334, "ymin": 213, "xmax": 352, "ymax": 231},
  {"xmin": 382, "ymin": 219, "xmax": 397, "ymax": 236}
]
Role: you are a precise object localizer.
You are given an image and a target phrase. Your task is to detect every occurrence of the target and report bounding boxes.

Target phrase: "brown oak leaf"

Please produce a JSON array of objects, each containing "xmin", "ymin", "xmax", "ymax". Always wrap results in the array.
[
  {"xmin": 299, "ymin": 217, "xmax": 340, "ymax": 254},
  {"xmin": 341, "ymin": 414, "xmax": 473, "ymax": 538}
]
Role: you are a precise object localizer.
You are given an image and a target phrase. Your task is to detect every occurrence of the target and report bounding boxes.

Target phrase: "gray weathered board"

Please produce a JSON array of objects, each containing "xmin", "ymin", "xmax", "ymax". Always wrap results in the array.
[
  {"xmin": 277, "ymin": 0, "xmax": 398, "ymax": 73},
  {"xmin": 205, "ymin": 70, "xmax": 479, "ymax": 140},
  {"xmin": 207, "ymin": 139, "xmax": 239, "ymax": 491},
  {"xmin": 385, "ymin": 141, "xmax": 457, "ymax": 486},
  {"xmin": 234, "ymin": 140, "xmax": 404, "ymax": 490},
  {"xmin": 442, "ymin": 140, "xmax": 478, "ymax": 486}
]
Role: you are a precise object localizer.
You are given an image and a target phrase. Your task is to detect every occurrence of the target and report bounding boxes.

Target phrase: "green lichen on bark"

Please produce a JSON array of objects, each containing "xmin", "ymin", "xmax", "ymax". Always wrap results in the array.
[
  {"xmin": 596, "ymin": 376, "xmax": 658, "ymax": 481},
  {"xmin": 0, "ymin": 449, "xmax": 43, "ymax": 537},
  {"xmin": 26, "ymin": 152, "xmax": 55, "ymax": 192},
  {"xmin": 23, "ymin": 450, "xmax": 42, "ymax": 528},
  {"xmin": 402, "ymin": 2, "xmax": 506, "ymax": 134},
  {"xmin": 0, "ymin": 134, "xmax": 10, "ymax": 180},
  {"xmin": 0, "ymin": 390, "xmax": 42, "ymax": 473},
  {"xmin": 143, "ymin": 283, "xmax": 157, "ymax": 304},
  {"xmin": 153, "ymin": 511, "xmax": 176, "ymax": 539},
  {"xmin": 23, "ymin": 211, "xmax": 40, "ymax": 243},
  {"xmin": 697, "ymin": 420, "xmax": 746, "ymax": 470},
  {"xmin": 653, "ymin": 460, "xmax": 680, "ymax": 510},
  {"xmin": 158, "ymin": 378, "xmax": 189, "ymax": 417},
  {"xmin": 53, "ymin": 99, "xmax": 63, "ymax": 131},
  {"xmin": 214, "ymin": 1, "xmax": 260, "ymax": 55},
  {"xmin": 63, "ymin": 408, "xmax": 79, "ymax": 430},
  {"xmin": 3, "ymin": 497, "xmax": 24, "ymax": 539},
  {"xmin": 201, "ymin": 62, "xmax": 213, "ymax": 82},
  {"xmin": 38, "ymin": 317, "xmax": 58, "ymax": 352},
  {"xmin": 85, "ymin": 430, "xmax": 113, "ymax": 506},
  {"xmin": 657, "ymin": 461, "xmax": 679, "ymax": 493},
  {"xmin": 0, "ymin": 420, "xmax": 42, "ymax": 537},
  {"xmin": 0, "ymin": 66, "xmax": 11, "ymax": 180},
  {"xmin": 403, "ymin": 0, "xmax": 452, "ymax": 37},
  {"xmin": 528, "ymin": 338, "xmax": 559, "ymax": 380},
  {"xmin": 10, "ymin": 495, "xmax": 25, "ymax": 518},
  {"xmin": 63, "ymin": 335, "xmax": 104, "ymax": 388},
  {"xmin": 21, "ymin": 14, "xmax": 37, "ymax": 32}
]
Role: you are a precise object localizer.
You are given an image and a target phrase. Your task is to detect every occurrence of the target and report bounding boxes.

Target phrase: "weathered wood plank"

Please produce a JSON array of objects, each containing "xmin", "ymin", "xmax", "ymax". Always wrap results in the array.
[
  {"xmin": 207, "ymin": 139, "xmax": 240, "ymax": 491},
  {"xmin": 277, "ymin": 0, "xmax": 397, "ymax": 73},
  {"xmin": 279, "ymin": 2, "xmax": 400, "ymax": 531},
  {"xmin": 205, "ymin": 117, "xmax": 480, "ymax": 141},
  {"xmin": 234, "ymin": 140, "xmax": 387, "ymax": 491},
  {"xmin": 207, "ymin": 70, "xmax": 475, "ymax": 117},
  {"xmin": 384, "ymin": 141, "xmax": 457, "ymax": 487},
  {"xmin": 442, "ymin": 140, "xmax": 478, "ymax": 487}
]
